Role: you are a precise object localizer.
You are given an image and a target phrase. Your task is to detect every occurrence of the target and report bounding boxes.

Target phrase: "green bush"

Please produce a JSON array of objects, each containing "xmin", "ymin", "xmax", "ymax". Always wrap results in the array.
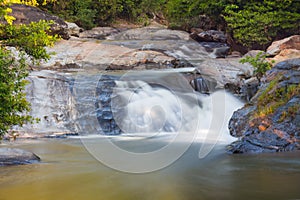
[
  {"xmin": 240, "ymin": 52, "xmax": 272, "ymax": 81},
  {"xmin": 38, "ymin": 0, "xmax": 300, "ymax": 48},
  {"xmin": 0, "ymin": 48, "xmax": 34, "ymax": 137},
  {"xmin": 224, "ymin": 0, "xmax": 300, "ymax": 48},
  {"xmin": 0, "ymin": 2, "xmax": 58, "ymax": 138}
]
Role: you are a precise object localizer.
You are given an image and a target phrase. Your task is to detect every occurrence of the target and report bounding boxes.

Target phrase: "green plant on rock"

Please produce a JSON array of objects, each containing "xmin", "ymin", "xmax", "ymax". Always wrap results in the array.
[
  {"xmin": 240, "ymin": 52, "xmax": 272, "ymax": 81},
  {"xmin": 0, "ymin": 20, "xmax": 59, "ymax": 61},
  {"xmin": 0, "ymin": 49, "xmax": 33, "ymax": 137},
  {"xmin": 0, "ymin": 1, "xmax": 58, "ymax": 138},
  {"xmin": 254, "ymin": 76, "xmax": 300, "ymax": 119}
]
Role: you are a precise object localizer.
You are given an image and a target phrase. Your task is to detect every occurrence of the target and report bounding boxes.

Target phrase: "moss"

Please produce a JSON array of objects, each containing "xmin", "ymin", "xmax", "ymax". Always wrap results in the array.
[
  {"xmin": 254, "ymin": 75, "xmax": 300, "ymax": 119},
  {"xmin": 279, "ymin": 103, "xmax": 300, "ymax": 122}
]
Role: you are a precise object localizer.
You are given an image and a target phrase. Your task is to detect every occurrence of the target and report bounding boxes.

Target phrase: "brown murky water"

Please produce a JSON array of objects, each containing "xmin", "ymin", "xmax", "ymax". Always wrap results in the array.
[{"xmin": 0, "ymin": 139, "xmax": 300, "ymax": 200}]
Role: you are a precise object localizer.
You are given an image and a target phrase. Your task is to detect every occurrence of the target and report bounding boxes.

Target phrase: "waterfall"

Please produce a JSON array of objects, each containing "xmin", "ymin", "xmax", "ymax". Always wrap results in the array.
[{"xmin": 94, "ymin": 71, "xmax": 202, "ymax": 135}]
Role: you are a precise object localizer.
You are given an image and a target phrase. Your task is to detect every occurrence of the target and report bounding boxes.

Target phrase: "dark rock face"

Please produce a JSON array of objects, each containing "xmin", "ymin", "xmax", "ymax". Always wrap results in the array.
[
  {"xmin": 8, "ymin": 4, "xmax": 69, "ymax": 39},
  {"xmin": 0, "ymin": 148, "xmax": 40, "ymax": 166},
  {"xmin": 190, "ymin": 30, "xmax": 227, "ymax": 43},
  {"xmin": 95, "ymin": 75, "xmax": 122, "ymax": 135},
  {"xmin": 240, "ymin": 77, "xmax": 259, "ymax": 101},
  {"xmin": 228, "ymin": 58, "xmax": 300, "ymax": 154},
  {"xmin": 191, "ymin": 77, "xmax": 217, "ymax": 94}
]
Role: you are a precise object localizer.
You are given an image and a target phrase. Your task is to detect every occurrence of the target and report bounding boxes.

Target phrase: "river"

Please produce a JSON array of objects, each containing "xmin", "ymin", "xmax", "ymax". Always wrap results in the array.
[{"xmin": 1, "ymin": 138, "xmax": 300, "ymax": 200}]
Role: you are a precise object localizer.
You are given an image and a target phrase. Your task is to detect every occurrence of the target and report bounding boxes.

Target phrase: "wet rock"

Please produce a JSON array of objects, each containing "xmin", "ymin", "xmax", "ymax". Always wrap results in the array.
[
  {"xmin": 191, "ymin": 77, "xmax": 217, "ymax": 94},
  {"xmin": 7, "ymin": 4, "xmax": 69, "ymax": 39},
  {"xmin": 95, "ymin": 76, "xmax": 122, "ymax": 135},
  {"xmin": 228, "ymin": 58, "xmax": 300, "ymax": 154},
  {"xmin": 13, "ymin": 70, "xmax": 78, "ymax": 136},
  {"xmin": 267, "ymin": 35, "xmax": 300, "ymax": 56},
  {"xmin": 0, "ymin": 148, "xmax": 40, "ymax": 166},
  {"xmin": 79, "ymin": 27, "xmax": 120, "ymax": 39}
]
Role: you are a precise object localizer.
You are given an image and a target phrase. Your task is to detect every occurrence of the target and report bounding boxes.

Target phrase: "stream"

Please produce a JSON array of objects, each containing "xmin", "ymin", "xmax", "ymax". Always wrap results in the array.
[{"xmin": 1, "ymin": 139, "xmax": 300, "ymax": 200}]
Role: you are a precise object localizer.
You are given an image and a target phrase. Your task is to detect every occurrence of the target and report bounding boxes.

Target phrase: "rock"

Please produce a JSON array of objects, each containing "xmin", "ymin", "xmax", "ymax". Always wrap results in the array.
[
  {"xmin": 13, "ymin": 70, "xmax": 79, "ymax": 137},
  {"xmin": 7, "ymin": 4, "xmax": 69, "ymax": 39},
  {"xmin": 267, "ymin": 35, "xmax": 300, "ymax": 56},
  {"xmin": 240, "ymin": 77, "xmax": 259, "ymax": 101},
  {"xmin": 0, "ymin": 148, "xmax": 40, "ymax": 166},
  {"xmin": 79, "ymin": 27, "xmax": 120, "ymax": 39},
  {"xmin": 107, "ymin": 26, "xmax": 190, "ymax": 41},
  {"xmin": 209, "ymin": 46, "xmax": 230, "ymax": 58},
  {"xmin": 190, "ymin": 30, "xmax": 227, "ymax": 43},
  {"xmin": 243, "ymin": 50, "xmax": 265, "ymax": 58},
  {"xmin": 196, "ymin": 58, "xmax": 254, "ymax": 89},
  {"xmin": 95, "ymin": 75, "xmax": 122, "ymax": 135},
  {"xmin": 107, "ymin": 50, "xmax": 176, "ymax": 70},
  {"xmin": 43, "ymin": 39, "xmax": 177, "ymax": 70},
  {"xmin": 66, "ymin": 22, "xmax": 83, "ymax": 37},
  {"xmin": 228, "ymin": 58, "xmax": 300, "ymax": 154},
  {"xmin": 190, "ymin": 77, "xmax": 217, "ymax": 94},
  {"xmin": 227, "ymin": 51, "xmax": 242, "ymax": 58},
  {"xmin": 268, "ymin": 49, "xmax": 300, "ymax": 65}
]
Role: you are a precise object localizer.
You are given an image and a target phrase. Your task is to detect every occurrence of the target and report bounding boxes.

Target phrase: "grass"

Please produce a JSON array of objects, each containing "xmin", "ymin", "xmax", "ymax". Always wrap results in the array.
[{"xmin": 253, "ymin": 75, "xmax": 300, "ymax": 120}]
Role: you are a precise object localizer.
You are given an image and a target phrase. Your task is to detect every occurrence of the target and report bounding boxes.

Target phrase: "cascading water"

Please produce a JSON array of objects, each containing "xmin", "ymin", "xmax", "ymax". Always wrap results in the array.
[
  {"xmin": 73, "ymin": 70, "xmax": 243, "ymax": 173},
  {"xmin": 93, "ymin": 71, "xmax": 202, "ymax": 136},
  {"xmin": 73, "ymin": 69, "xmax": 242, "ymax": 143}
]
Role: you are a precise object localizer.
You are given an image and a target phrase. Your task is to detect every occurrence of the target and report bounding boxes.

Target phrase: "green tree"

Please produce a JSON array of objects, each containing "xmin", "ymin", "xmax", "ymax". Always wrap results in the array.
[
  {"xmin": 224, "ymin": 0, "xmax": 300, "ymax": 48},
  {"xmin": 0, "ymin": 1, "xmax": 58, "ymax": 138}
]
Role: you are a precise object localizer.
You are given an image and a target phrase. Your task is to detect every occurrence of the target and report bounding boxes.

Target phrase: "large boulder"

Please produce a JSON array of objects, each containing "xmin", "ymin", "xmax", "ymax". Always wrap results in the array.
[
  {"xmin": 0, "ymin": 148, "xmax": 40, "ymax": 166},
  {"xmin": 267, "ymin": 35, "xmax": 300, "ymax": 65},
  {"xmin": 195, "ymin": 58, "xmax": 253, "ymax": 91},
  {"xmin": 42, "ymin": 39, "xmax": 177, "ymax": 70},
  {"xmin": 8, "ymin": 4, "xmax": 69, "ymax": 39},
  {"xmin": 228, "ymin": 58, "xmax": 300, "ymax": 153},
  {"xmin": 267, "ymin": 35, "xmax": 300, "ymax": 56},
  {"xmin": 268, "ymin": 49, "xmax": 300, "ymax": 65}
]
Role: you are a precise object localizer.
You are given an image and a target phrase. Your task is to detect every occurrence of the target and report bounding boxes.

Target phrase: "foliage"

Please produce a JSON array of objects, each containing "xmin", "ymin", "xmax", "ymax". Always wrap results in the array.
[
  {"xmin": 0, "ymin": 0, "xmax": 58, "ymax": 137},
  {"xmin": 240, "ymin": 52, "xmax": 272, "ymax": 80},
  {"xmin": 254, "ymin": 76, "xmax": 300, "ymax": 119},
  {"xmin": 0, "ymin": 20, "xmax": 58, "ymax": 61},
  {"xmin": 37, "ymin": 0, "xmax": 300, "ymax": 47},
  {"xmin": 224, "ymin": 0, "xmax": 300, "ymax": 48},
  {"xmin": 0, "ymin": 48, "xmax": 34, "ymax": 136},
  {"xmin": 165, "ymin": 0, "xmax": 228, "ymax": 30}
]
